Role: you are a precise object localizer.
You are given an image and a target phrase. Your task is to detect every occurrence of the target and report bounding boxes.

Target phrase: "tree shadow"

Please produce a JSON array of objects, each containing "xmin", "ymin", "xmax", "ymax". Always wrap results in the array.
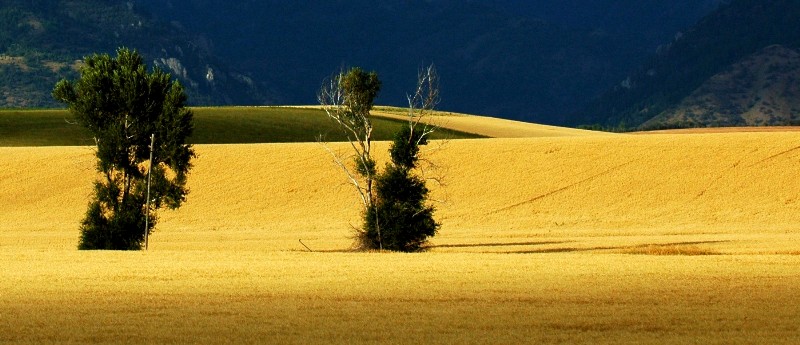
[
  {"xmin": 294, "ymin": 240, "xmax": 733, "ymax": 255},
  {"xmin": 427, "ymin": 240, "xmax": 570, "ymax": 249},
  {"xmin": 507, "ymin": 240, "xmax": 730, "ymax": 255}
]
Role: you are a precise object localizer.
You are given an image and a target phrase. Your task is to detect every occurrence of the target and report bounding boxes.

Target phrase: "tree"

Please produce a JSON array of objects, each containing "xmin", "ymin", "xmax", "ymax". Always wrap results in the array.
[
  {"xmin": 53, "ymin": 47, "xmax": 194, "ymax": 250},
  {"xmin": 319, "ymin": 64, "xmax": 441, "ymax": 251},
  {"xmin": 318, "ymin": 67, "xmax": 383, "ymax": 240}
]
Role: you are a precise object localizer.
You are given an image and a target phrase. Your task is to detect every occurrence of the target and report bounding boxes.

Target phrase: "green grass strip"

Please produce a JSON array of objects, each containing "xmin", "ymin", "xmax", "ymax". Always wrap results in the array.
[{"xmin": 0, "ymin": 106, "xmax": 484, "ymax": 146}]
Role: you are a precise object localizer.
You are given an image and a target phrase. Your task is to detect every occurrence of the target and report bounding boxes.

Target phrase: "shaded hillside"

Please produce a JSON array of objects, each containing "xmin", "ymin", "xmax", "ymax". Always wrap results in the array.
[
  {"xmin": 0, "ymin": 0, "xmax": 277, "ymax": 108},
  {"xmin": 642, "ymin": 45, "xmax": 800, "ymax": 128},
  {"xmin": 1, "ymin": 0, "xmax": 722, "ymax": 122},
  {"xmin": 136, "ymin": 0, "xmax": 720, "ymax": 123},
  {"xmin": 574, "ymin": 0, "xmax": 800, "ymax": 128},
  {"xmin": 492, "ymin": 0, "xmax": 724, "ymax": 49}
]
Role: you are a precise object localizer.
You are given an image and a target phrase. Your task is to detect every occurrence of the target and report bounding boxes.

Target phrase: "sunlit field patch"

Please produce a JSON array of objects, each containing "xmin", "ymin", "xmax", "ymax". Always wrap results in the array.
[{"xmin": 617, "ymin": 242, "xmax": 721, "ymax": 256}]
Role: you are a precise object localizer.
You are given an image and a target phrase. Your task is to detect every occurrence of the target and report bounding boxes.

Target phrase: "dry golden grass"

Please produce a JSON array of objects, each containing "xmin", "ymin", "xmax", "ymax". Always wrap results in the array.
[
  {"xmin": 3, "ymin": 250, "xmax": 800, "ymax": 344},
  {"xmin": 371, "ymin": 108, "xmax": 607, "ymax": 138},
  {"xmin": 0, "ymin": 55, "xmax": 29, "ymax": 72},
  {"xmin": 3, "ymin": 131, "xmax": 800, "ymax": 343},
  {"xmin": 618, "ymin": 243, "xmax": 720, "ymax": 256}
]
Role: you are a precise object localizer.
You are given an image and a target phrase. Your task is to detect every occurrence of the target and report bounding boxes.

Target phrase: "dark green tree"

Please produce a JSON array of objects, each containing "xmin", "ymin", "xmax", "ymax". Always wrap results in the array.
[
  {"xmin": 53, "ymin": 47, "xmax": 194, "ymax": 250},
  {"xmin": 364, "ymin": 125, "xmax": 440, "ymax": 252}
]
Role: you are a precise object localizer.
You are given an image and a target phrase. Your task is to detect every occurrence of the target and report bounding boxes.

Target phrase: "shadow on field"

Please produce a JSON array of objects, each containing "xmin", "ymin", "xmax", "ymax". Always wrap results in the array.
[
  {"xmin": 424, "ymin": 240, "xmax": 730, "ymax": 255},
  {"xmin": 293, "ymin": 240, "xmax": 732, "ymax": 255},
  {"xmin": 507, "ymin": 246, "xmax": 616, "ymax": 254},
  {"xmin": 507, "ymin": 240, "xmax": 730, "ymax": 255},
  {"xmin": 427, "ymin": 241, "xmax": 569, "ymax": 249}
]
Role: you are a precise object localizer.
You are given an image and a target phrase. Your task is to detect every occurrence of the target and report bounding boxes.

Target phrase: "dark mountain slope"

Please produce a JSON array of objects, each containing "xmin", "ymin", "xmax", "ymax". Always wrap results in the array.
[
  {"xmin": 0, "ymin": 0, "xmax": 276, "ymax": 108},
  {"xmin": 2, "ymin": 0, "xmax": 722, "ymax": 122},
  {"xmin": 492, "ymin": 0, "xmax": 724, "ymax": 48},
  {"xmin": 135, "ymin": 0, "xmax": 720, "ymax": 123},
  {"xmin": 642, "ymin": 45, "xmax": 800, "ymax": 128},
  {"xmin": 573, "ymin": 0, "xmax": 800, "ymax": 128}
]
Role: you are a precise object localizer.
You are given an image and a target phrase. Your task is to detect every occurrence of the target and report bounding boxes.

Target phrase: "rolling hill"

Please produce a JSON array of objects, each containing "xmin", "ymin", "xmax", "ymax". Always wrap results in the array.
[
  {"xmin": 3, "ymin": 119, "xmax": 800, "ymax": 342},
  {"xmin": 0, "ymin": 106, "xmax": 610, "ymax": 147},
  {"xmin": 3, "ymin": 131, "xmax": 800, "ymax": 253}
]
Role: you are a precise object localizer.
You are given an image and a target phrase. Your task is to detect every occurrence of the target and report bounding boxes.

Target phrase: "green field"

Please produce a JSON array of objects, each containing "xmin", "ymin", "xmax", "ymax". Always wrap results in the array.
[{"xmin": 0, "ymin": 107, "xmax": 484, "ymax": 146}]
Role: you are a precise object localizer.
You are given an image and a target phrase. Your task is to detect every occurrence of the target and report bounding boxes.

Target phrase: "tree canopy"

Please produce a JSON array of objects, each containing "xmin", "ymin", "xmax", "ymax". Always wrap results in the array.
[{"xmin": 53, "ymin": 47, "xmax": 194, "ymax": 250}]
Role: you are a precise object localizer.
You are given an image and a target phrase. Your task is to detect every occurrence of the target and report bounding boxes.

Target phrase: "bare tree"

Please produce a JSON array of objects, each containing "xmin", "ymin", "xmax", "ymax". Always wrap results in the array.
[
  {"xmin": 317, "ymin": 67, "xmax": 381, "ymax": 217},
  {"xmin": 405, "ymin": 64, "xmax": 440, "ymax": 149},
  {"xmin": 319, "ymin": 65, "xmax": 442, "ymax": 251},
  {"xmin": 401, "ymin": 65, "xmax": 448, "ymax": 194}
]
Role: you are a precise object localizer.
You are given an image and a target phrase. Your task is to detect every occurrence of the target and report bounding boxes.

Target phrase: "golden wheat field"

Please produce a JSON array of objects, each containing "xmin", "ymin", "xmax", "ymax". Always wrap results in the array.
[
  {"xmin": 371, "ymin": 107, "xmax": 607, "ymax": 138},
  {"xmin": 3, "ymin": 126, "xmax": 800, "ymax": 343}
]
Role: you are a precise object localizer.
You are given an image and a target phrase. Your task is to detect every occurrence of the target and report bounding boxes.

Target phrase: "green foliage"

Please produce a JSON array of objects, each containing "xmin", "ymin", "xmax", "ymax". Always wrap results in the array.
[
  {"xmin": 389, "ymin": 125, "xmax": 428, "ymax": 170},
  {"xmin": 327, "ymin": 67, "xmax": 383, "ymax": 143},
  {"xmin": 340, "ymin": 67, "xmax": 382, "ymax": 120},
  {"xmin": 78, "ymin": 182, "xmax": 150, "ymax": 250},
  {"xmin": 361, "ymin": 125, "xmax": 439, "ymax": 252},
  {"xmin": 0, "ymin": 107, "xmax": 484, "ymax": 146},
  {"xmin": 354, "ymin": 156, "xmax": 377, "ymax": 179},
  {"xmin": 53, "ymin": 47, "xmax": 193, "ymax": 250}
]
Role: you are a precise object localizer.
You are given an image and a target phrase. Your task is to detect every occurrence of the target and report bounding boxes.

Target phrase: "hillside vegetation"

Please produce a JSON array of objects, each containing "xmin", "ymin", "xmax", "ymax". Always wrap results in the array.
[
  {"xmin": 0, "ymin": 107, "xmax": 485, "ymax": 146},
  {"xmin": 643, "ymin": 45, "xmax": 800, "ymax": 128},
  {"xmin": 2, "ymin": 132, "xmax": 800, "ymax": 342},
  {"xmin": 2, "ymin": 0, "xmax": 722, "ymax": 123},
  {"xmin": 576, "ymin": 0, "xmax": 800, "ymax": 129},
  {"xmin": 0, "ymin": 0, "xmax": 272, "ymax": 108}
]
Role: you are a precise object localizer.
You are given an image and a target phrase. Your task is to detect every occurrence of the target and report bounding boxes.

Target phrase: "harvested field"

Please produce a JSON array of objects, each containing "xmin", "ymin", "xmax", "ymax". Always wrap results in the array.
[
  {"xmin": 2, "ymin": 131, "xmax": 800, "ymax": 343},
  {"xmin": 372, "ymin": 107, "xmax": 606, "ymax": 138}
]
